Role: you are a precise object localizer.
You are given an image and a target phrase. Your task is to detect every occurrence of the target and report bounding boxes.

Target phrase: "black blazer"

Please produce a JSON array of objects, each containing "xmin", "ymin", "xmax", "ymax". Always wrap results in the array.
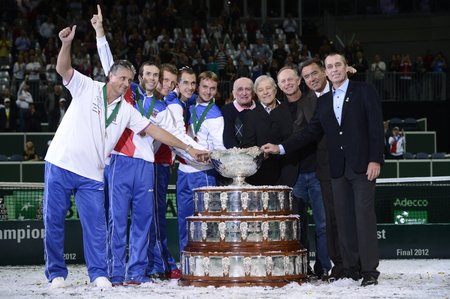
[
  {"xmin": 283, "ymin": 80, "xmax": 384, "ymax": 178},
  {"xmin": 0, "ymin": 105, "xmax": 18, "ymax": 132},
  {"xmin": 241, "ymin": 102, "xmax": 280, "ymax": 185},
  {"xmin": 271, "ymin": 97, "xmax": 317, "ymax": 186},
  {"xmin": 301, "ymin": 85, "xmax": 332, "ymax": 181},
  {"xmin": 221, "ymin": 102, "xmax": 251, "ymax": 149}
]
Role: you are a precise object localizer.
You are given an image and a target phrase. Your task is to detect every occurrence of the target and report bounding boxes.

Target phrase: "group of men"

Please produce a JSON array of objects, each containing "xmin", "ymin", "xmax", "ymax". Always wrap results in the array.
[{"xmin": 43, "ymin": 5, "xmax": 384, "ymax": 290}]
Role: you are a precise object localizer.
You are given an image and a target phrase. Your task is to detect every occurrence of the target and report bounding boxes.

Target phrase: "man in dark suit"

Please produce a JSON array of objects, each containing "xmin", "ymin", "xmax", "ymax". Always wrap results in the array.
[
  {"xmin": 299, "ymin": 58, "xmax": 344, "ymax": 280},
  {"xmin": 271, "ymin": 65, "xmax": 331, "ymax": 279},
  {"xmin": 0, "ymin": 97, "xmax": 18, "ymax": 132},
  {"xmin": 262, "ymin": 53, "xmax": 384, "ymax": 286},
  {"xmin": 241, "ymin": 75, "xmax": 280, "ymax": 185}
]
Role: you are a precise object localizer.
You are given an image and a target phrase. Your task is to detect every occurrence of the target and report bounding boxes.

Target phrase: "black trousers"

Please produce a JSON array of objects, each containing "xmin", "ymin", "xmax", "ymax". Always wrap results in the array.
[
  {"xmin": 331, "ymin": 164, "xmax": 380, "ymax": 279},
  {"xmin": 319, "ymin": 179, "xmax": 343, "ymax": 276}
]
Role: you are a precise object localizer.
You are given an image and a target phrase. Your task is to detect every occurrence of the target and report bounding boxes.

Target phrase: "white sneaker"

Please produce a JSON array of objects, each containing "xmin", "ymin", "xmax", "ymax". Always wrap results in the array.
[
  {"xmin": 93, "ymin": 276, "xmax": 112, "ymax": 288},
  {"xmin": 50, "ymin": 277, "xmax": 66, "ymax": 289}
]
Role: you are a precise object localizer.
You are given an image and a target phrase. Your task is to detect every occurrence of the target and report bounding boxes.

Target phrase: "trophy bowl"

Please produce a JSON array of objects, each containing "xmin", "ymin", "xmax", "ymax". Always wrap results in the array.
[{"xmin": 210, "ymin": 147, "xmax": 264, "ymax": 185}]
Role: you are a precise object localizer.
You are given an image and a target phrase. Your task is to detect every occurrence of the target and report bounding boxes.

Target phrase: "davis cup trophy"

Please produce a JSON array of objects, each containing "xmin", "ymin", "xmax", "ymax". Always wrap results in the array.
[{"xmin": 179, "ymin": 147, "xmax": 307, "ymax": 287}]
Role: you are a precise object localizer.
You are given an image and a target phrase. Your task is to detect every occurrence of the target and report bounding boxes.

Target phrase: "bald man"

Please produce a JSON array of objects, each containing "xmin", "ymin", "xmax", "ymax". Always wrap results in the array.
[{"xmin": 221, "ymin": 77, "xmax": 256, "ymax": 149}]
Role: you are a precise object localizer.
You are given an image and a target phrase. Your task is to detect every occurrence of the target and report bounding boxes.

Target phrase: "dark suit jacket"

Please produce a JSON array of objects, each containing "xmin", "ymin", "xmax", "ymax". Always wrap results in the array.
[
  {"xmin": 0, "ymin": 105, "xmax": 18, "ymax": 132},
  {"xmin": 241, "ymin": 102, "xmax": 280, "ymax": 185},
  {"xmin": 301, "ymin": 82, "xmax": 332, "ymax": 181},
  {"xmin": 221, "ymin": 102, "xmax": 251, "ymax": 149},
  {"xmin": 283, "ymin": 80, "xmax": 384, "ymax": 178},
  {"xmin": 271, "ymin": 97, "xmax": 317, "ymax": 186}
]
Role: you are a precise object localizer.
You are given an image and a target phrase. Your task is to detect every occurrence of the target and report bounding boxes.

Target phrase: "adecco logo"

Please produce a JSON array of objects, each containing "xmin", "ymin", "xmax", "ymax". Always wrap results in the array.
[{"xmin": 393, "ymin": 198, "xmax": 429, "ymax": 207}]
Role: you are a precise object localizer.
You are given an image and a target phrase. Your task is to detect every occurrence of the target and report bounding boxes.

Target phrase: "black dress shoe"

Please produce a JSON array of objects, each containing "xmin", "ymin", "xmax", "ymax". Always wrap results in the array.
[{"xmin": 361, "ymin": 275, "xmax": 378, "ymax": 286}]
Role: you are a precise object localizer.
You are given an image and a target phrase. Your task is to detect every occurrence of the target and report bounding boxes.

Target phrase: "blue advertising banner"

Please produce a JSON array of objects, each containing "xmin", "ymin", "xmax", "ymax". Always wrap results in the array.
[{"xmin": 0, "ymin": 220, "xmax": 448, "ymax": 266}]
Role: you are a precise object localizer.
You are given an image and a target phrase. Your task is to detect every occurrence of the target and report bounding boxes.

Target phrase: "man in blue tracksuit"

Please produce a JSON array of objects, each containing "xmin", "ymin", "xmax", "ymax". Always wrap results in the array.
[{"xmin": 165, "ymin": 70, "xmax": 225, "ymax": 255}]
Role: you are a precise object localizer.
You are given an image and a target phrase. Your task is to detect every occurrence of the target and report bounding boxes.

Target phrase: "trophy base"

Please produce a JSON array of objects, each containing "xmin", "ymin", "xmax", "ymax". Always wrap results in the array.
[{"xmin": 179, "ymin": 249, "xmax": 308, "ymax": 288}]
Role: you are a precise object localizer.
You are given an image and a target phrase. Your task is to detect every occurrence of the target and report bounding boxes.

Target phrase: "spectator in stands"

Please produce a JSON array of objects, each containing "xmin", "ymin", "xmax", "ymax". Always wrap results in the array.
[
  {"xmin": 14, "ymin": 30, "xmax": 32, "ymax": 52},
  {"xmin": 45, "ymin": 83, "xmax": 66, "ymax": 131},
  {"xmin": 236, "ymin": 59, "xmax": 251, "ymax": 79},
  {"xmin": 288, "ymin": 38, "xmax": 301, "ymax": 62},
  {"xmin": 0, "ymin": 30, "xmax": 12, "ymax": 67},
  {"xmin": 430, "ymin": 52, "xmax": 447, "ymax": 100},
  {"xmin": 399, "ymin": 54, "xmax": 413, "ymax": 100},
  {"xmin": 370, "ymin": 54, "xmax": 386, "ymax": 98},
  {"xmin": 245, "ymin": 16, "xmax": 258, "ymax": 44},
  {"xmin": 25, "ymin": 53, "xmax": 43, "ymax": 81},
  {"xmin": 234, "ymin": 41, "xmax": 253, "ymax": 67},
  {"xmin": 16, "ymin": 80, "xmax": 33, "ymax": 131},
  {"xmin": 38, "ymin": 16, "xmax": 56, "ymax": 47},
  {"xmin": 431, "ymin": 51, "xmax": 448, "ymax": 74},
  {"xmin": 299, "ymin": 44, "xmax": 312, "ymax": 64},
  {"xmin": 388, "ymin": 126, "xmax": 405, "ymax": 159},
  {"xmin": 282, "ymin": 13, "xmax": 298, "ymax": 43},
  {"xmin": 388, "ymin": 53, "xmax": 401, "ymax": 99},
  {"xmin": 383, "ymin": 120, "xmax": 391, "ymax": 157},
  {"xmin": 251, "ymin": 57, "xmax": 268, "ymax": 81},
  {"xmin": 13, "ymin": 52, "xmax": 26, "ymax": 92},
  {"xmin": 422, "ymin": 49, "xmax": 434, "ymax": 71},
  {"xmin": 261, "ymin": 20, "xmax": 275, "ymax": 48},
  {"xmin": 43, "ymin": 38, "xmax": 58, "ymax": 63},
  {"xmin": 191, "ymin": 52, "xmax": 207, "ymax": 76},
  {"xmin": 351, "ymin": 51, "xmax": 369, "ymax": 81},
  {"xmin": 318, "ymin": 38, "xmax": 333, "ymax": 60},
  {"xmin": 214, "ymin": 44, "xmax": 227, "ymax": 79},
  {"xmin": 0, "ymin": 97, "xmax": 18, "ymax": 132},
  {"xmin": 45, "ymin": 56, "xmax": 59, "ymax": 83},
  {"xmin": 223, "ymin": 56, "xmax": 237, "ymax": 82},
  {"xmin": 251, "ymin": 37, "xmax": 272, "ymax": 65},
  {"xmin": 48, "ymin": 98, "xmax": 68, "ymax": 132},
  {"xmin": 206, "ymin": 55, "xmax": 218, "ymax": 74},
  {"xmin": 230, "ymin": 22, "xmax": 244, "ymax": 49},
  {"xmin": 24, "ymin": 102, "xmax": 42, "ymax": 132},
  {"xmin": 23, "ymin": 141, "xmax": 40, "ymax": 161},
  {"xmin": 413, "ymin": 55, "xmax": 427, "ymax": 100},
  {"xmin": 268, "ymin": 59, "xmax": 280, "ymax": 79},
  {"xmin": 92, "ymin": 60, "xmax": 106, "ymax": 82},
  {"xmin": 272, "ymin": 39, "xmax": 288, "ymax": 67}
]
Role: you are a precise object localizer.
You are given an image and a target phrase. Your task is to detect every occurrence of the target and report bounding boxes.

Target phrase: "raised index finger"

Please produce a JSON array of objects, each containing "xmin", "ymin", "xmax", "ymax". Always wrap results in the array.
[{"xmin": 97, "ymin": 5, "xmax": 103, "ymax": 20}]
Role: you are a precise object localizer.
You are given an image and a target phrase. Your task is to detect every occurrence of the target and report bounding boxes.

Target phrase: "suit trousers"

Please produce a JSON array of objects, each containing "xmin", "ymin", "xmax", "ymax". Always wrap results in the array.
[
  {"xmin": 331, "ymin": 162, "xmax": 380, "ymax": 279},
  {"xmin": 318, "ymin": 178, "xmax": 343, "ymax": 276}
]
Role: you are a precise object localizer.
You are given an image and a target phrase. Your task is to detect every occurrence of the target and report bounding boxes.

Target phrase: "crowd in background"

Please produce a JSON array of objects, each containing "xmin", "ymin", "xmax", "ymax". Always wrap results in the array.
[{"xmin": 0, "ymin": 0, "xmax": 448, "ymax": 135}]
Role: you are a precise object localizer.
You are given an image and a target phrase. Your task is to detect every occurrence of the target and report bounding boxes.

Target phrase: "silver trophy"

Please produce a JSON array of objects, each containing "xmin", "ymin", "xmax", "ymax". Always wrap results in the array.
[{"xmin": 210, "ymin": 147, "xmax": 264, "ymax": 185}]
